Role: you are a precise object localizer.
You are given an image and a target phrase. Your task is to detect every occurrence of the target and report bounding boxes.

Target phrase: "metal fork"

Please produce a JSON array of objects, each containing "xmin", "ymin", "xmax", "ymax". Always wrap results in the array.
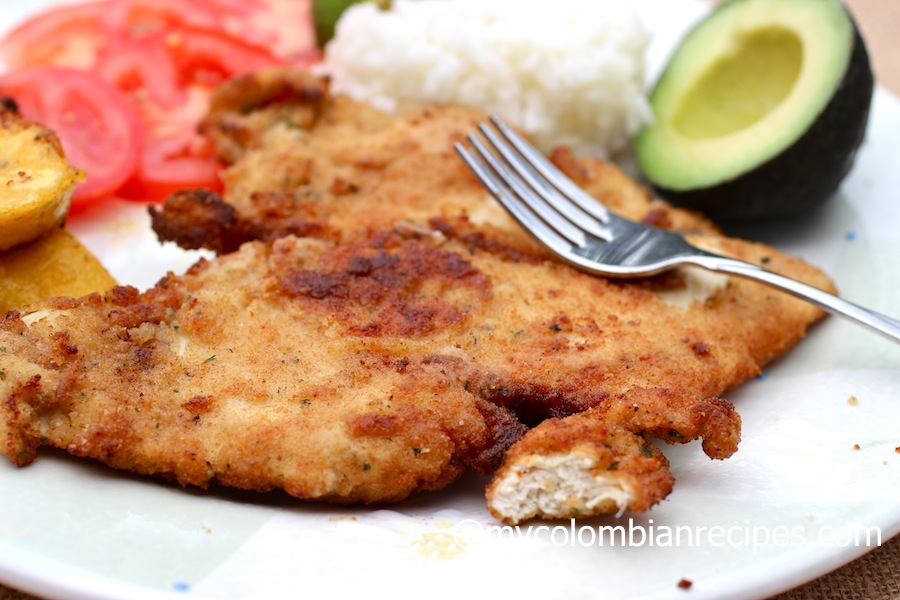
[{"xmin": 454, "ymin": 116, "xmax": 900, "ymax": 345}]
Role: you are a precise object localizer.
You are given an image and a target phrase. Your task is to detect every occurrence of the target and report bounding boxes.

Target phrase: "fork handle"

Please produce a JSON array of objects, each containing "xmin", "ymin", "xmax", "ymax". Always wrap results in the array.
[{"xmin": 689, "ymin": 254, "xmax": 900, "ymax": 345}]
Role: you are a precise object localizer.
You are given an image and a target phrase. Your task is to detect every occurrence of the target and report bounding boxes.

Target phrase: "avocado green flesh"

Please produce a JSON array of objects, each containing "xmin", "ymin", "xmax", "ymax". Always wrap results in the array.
[
  {"xmin": 635, "ymin": 0, "xmax": 874, "ymax": 221},
  {"xmin": 673, "ymin": 28, "xmax": 802, "ymax": 139}
]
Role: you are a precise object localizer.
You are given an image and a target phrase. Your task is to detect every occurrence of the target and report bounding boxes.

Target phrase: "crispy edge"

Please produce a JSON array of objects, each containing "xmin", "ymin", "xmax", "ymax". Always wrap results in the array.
[{"xmin": 486, "ymin": 388, "xmax": 740, "ymax": 524}]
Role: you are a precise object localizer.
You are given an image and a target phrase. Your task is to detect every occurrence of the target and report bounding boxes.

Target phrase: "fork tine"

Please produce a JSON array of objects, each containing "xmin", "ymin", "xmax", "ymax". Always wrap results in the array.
[
  {"xmin": 477, "ymin": 122, "xmax": 612, "ymax": 242},
  {"xmin": 464, "ymin": 132, "xmax": 591, "ymax": 247},
  {"xmin": 454, "ymin": 141, "xmax": 579, "ymax": 256},
  {"xmin": 488, "ymin": 115, "xmax": 611, "ymax": 226}
]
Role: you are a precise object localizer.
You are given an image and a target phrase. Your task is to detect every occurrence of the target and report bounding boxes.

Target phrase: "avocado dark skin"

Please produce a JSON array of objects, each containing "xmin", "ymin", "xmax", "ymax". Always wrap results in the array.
[{"xmin": 650, "ymin": 24, "xmax": 874, "ymax": 223}]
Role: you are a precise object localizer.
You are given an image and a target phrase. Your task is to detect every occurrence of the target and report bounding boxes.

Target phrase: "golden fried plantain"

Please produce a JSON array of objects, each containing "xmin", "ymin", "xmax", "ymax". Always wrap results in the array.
[
  {"xmin": 0, "ymin": 100, "xmax": 83, "ymax": 252},
  {"xmin": 0, "ymin": 226, "xmax": 117, "ymax": 313}
]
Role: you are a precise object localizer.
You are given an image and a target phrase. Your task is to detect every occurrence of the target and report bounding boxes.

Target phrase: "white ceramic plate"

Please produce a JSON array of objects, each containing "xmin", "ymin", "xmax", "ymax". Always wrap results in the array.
[{"xmin": 2, "ymin": 1, "xmax": 900, "ymax": 599}]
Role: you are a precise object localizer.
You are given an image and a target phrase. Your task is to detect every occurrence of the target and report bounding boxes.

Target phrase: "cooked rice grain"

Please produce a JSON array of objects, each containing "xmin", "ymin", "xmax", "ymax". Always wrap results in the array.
[{"xmin": 321, "ymin": 0, "xmax": 653, "ymax": 160}]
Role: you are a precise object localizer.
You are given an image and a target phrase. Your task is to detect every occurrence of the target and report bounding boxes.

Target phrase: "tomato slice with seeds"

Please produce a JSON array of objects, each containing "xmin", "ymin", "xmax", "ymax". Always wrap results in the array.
[
  {"xmin": 105, "ymin": 0, "xmax": 223, "ymax": 37},
  {"xmin": 164, "ymin": 26, "xmax": 284, "ymax": 88},
  {"xmin": 117, "ymin": 136, "xmax": 222, "ymax": 202},
  {"xmin": 0, "ymin": 0, "xmax": 318, "ymax": 206},
  {"xmin": 0, "ymin": 2, "xmax": 111, "ymax": 69},
  {"xmin": 0, "ymin": 67, "xmax": 144, "ymax": 210},
  {"xmin": 102, "ymin": 27, "xmax": 282, "ymax": 201},
  {"xmin": 95, "ymin": 35, "xmax": 186, "ymax": 109},
  {"xmin": 0, "ymin": 0, "xmax": 225, "ymax": 70}
]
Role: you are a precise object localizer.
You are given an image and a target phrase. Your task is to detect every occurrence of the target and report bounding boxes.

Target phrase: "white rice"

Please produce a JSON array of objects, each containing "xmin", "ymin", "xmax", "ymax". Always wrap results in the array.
[{"xmin": 320, "ymin": 0, "xmax": 653, "ymax": 160}]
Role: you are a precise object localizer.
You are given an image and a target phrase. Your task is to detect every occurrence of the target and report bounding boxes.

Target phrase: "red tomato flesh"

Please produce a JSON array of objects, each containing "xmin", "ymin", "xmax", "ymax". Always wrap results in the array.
[
  {"xmin": 0, "ymin": 67, "xmax": 144, "ymax": 210},
  {"xmin": 0, "ymin": 0, "xmax": 319, "ymax": 206},
  {"xmin": 95, "ymin": 35, "xmax": 187, "ymax": 109},
  {"xmin": 165, "ymin": 26, "xmax": 284, "ymax": 88},
  {"xmin": 117, "ymin": 136, "xmax": 223, "ymax": 202},
  {"xmin": 0, "ymin": 1, "xmax": 112, "ymax": 69}
]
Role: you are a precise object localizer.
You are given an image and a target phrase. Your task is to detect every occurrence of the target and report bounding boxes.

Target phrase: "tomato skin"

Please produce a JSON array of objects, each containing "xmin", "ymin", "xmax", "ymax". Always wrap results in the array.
[
  {"xmin": 92, "ymin": 24, "xmax": 284, "ymax": 110},
  {"xmin": 0, "ymin": 0, "xmax": 225, "ymax": 70},
  {"xmin": 0, "ymin": 0, "xmax": 319, "ymax": 206},
  {"xmin": 0, "ymin": 67, "xmax": 144, "ymax": 210},
  {"xmin": 106, "ymin": 0, "xmax": 223, "ymax": 36},
  {"xmin": 165, "ymin": 26, "xmax": 285, "ymax": 88},
  {"xmin": 219, "ymin": 0, "xmax": 317, "ymax": 64},
  {"xmin": 95, "ymin": 35, "xmax": 187, "ymax": 109},
  {"xmin": 101, "ymin": 27, "xmax": 282, "ymax": 202},
  {"xmin": 117, "ymin": 136, "xmax": 222, "ymax": 202},
  {"xmin": 0, "ymin": 1, "xmax": 113, "ymax": 69}
]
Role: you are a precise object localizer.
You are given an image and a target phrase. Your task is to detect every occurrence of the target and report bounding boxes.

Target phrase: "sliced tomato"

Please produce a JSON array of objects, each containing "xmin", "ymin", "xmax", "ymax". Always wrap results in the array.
[
  {"xmin": 92, "ymin": 27, "xmax": 282, "ymax": 203},
  {"xmin": 0, "ymin": 0, "xmax": 318, "ymax": 208},
  {"xmin": 117, "ymin": 136, "xmax": 222, "ymax": 202},
  {"xmin": 93, "ymin": 25, "xmax": 284, "ymax": 107},
  {"xmin": 0, "ymin": 0, "xmax": 228, "ymax": 68},
  {"xmin": 0, "ymin": 67, "xmax": 144, "ymax": 210},
  {"xmin": 95, "ymin": 35, "xmax": 186, "ymax": 109},
  {"xmin": 104, "ymin": 0, "xmax": 223, "ymax": 38},
  {"xmin": 163, "ymin": 26, "xmax": 285, "ymax": 88},
  {"xmin": 0, "ymin": 1, "xmax": 114, "ymax": 69},
  {"xmin": 219, "ymin": 0, "xmax": 317, "ymax": 64},
  {"xmin": 206, "ymin": 0, "xmax": 266, "ymax": 13}
]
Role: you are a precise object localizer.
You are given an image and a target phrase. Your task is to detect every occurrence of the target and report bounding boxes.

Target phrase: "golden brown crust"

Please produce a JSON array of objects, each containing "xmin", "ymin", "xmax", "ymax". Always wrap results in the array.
[
  {"xmin": 485, "ymin": 388, "xmax": 741, "ymax": 521},
  {"xmin": 0, "ymin": 222, "xmax": 822, "ymax": 511},
  {"xmin": 0, "ymin": 236, "xmax": 519, "ymax": 504},
  {"xmin": 1, "ymin": 69, "xmax": 836, "ymax": 520},
  {"xmin": 200, "ymin": 68, "xmax": 328, "ymax": 164}
]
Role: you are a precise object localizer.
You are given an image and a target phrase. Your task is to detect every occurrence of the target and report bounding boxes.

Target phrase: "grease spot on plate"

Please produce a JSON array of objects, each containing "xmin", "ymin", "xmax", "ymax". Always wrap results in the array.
[{"xmin": 410, "ymin": 531, "xmax": 463, "ymax": 560}]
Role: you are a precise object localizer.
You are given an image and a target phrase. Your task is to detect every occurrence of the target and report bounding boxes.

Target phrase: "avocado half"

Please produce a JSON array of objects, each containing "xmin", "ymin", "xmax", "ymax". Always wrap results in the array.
[{"xmin": 634, "ymin": 0, "xmax": 874, "ymax": 221}]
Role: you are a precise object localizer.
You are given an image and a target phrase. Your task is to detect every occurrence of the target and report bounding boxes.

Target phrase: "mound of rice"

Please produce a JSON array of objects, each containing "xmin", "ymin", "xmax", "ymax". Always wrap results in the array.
[{"xmin": 321, "ymin": 0, "xmax": 652, "ymax": 160}]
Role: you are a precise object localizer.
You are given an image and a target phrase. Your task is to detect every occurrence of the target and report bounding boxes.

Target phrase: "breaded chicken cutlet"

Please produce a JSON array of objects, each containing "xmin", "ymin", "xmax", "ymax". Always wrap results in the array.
[{"xmin": 1, "ymin": 69, "xmax": 835, "ymax": 524}]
